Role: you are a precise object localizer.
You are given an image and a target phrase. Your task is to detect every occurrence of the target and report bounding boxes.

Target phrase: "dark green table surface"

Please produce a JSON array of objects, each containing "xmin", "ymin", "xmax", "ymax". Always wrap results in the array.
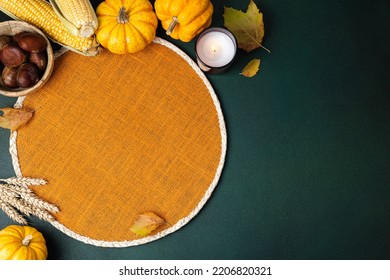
[{"xmin": 0, "ymin": 0, "xmax": 389, "ymax": 260}]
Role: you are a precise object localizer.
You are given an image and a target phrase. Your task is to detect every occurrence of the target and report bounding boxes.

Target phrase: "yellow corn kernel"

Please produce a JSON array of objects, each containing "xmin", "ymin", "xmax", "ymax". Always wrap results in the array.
[
  {"xmin": 0, "ymin": 0, "xmax": 100, "ymax": 56},
  {"xmin": 50, "ymin": 0, "xmax": 98, "ymax": 38}
]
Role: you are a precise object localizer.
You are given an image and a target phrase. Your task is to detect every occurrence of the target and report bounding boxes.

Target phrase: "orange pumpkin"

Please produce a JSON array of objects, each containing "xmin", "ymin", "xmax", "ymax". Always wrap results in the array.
[
  {"xmin": 0, "ymin": 225, "xmax": 48, "ymax": 260},
  {"xmin": 95, "ymin": 0, "xmax": 158, "ymax": 54},
  {"xmin": 154, "ymin": 0, "xmax": 213, "ymax": 42}
]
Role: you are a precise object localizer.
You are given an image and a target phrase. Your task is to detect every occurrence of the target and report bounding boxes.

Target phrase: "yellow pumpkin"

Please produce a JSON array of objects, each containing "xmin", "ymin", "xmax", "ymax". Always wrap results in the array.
[
  {"xmin": 0, "ymin": 225, "xmax": 48, "ymax": 260},
  {"xmin": 96, "ymin": 0, "xmax": 158, "ymax": 54},
  {"xmin": 154, "ymin": 0, "xmax": 213, "ymax": 42}
]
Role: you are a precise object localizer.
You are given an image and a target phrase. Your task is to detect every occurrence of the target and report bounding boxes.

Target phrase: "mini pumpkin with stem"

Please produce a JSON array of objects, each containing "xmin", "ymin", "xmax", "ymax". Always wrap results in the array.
[
  {"xmin": 0, "ymin": 225, "xmax": 48, "ymax": 260},
  {"xmin": 154, "ymin": 0, "xmax": 213, "ymax": 42},
  {"xmin": 95, "ymin": 0, "xmax": 158, "ymax": 54}
]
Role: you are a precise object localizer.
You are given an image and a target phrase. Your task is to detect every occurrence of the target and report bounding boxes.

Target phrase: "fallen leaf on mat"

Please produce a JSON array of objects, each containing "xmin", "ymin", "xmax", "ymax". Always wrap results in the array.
[
  {"xmin": 130, "ymin": 212, "xmax": 165, "ymax": 237},
  {"xmin": 0, "ymin": 107, "xmax": 34, "ymax": 131},
  {"xmin": 240, "ymin": 59, "xmax": 261, "ymax": 77},
  {"xmin": 224, "ymin": 0, "xmax": 266, "ymax": 52}
]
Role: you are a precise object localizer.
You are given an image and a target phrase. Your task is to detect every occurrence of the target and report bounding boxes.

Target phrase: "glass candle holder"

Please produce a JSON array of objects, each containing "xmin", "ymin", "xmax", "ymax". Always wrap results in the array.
[{"xmin": 195, "ymin": 27, "xmax": 237, "ymax": 74}]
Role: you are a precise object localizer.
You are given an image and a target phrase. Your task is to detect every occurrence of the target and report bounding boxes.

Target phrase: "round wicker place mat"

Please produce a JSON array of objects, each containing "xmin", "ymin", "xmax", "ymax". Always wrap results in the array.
[{"xmin": 10, "ymin": 38, "xmax": 226, "ymax": 247}]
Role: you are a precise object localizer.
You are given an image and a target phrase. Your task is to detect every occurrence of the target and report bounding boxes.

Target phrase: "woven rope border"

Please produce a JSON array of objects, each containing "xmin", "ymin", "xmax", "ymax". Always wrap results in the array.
[{"xmin": 9, "ymin": 37, "xmax": 227, "ymax": 247}]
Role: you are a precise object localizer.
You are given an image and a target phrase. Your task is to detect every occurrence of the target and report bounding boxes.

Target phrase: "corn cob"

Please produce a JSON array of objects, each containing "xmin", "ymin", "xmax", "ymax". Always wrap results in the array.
[
  {"xmin": 0, "ymin": 0, "xmax": 100, "ymax": 56},
  {"xmin": 49, "ymin": 0, "xmax": 98, "ymax": 38}
]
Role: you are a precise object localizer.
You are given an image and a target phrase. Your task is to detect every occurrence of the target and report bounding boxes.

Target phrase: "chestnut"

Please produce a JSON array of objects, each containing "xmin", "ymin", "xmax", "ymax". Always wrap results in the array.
[
  {"xmin": 0, "ymin": 35, "xmax": 12, "ymax": 50},
  {"xmin": 16, "ymin": 63, "xmax": 39, "ymax": 88},
  {"xmin": 2, "ymin": 66, "xmax": 19, "ymax": 88},
  {"xmin": 29, "ymin": 51, "xmax": 47, "ymax": 72},
  {"xmin": 12, "ymin": 31, "xmax": 29, "ymax": 43},
  {"xmin": 17, "ymin": 32, "xmax": 47, "ymax": 53},
  {"xmin": 0, "ymin": 42, "xmax": 27, "ymax": 67}
]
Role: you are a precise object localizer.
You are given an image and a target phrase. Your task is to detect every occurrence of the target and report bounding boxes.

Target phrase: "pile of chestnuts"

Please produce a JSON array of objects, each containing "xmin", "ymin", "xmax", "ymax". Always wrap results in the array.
[{"xmin": 0, "ymin": 31, "xmax": 48, "ymax": 89}]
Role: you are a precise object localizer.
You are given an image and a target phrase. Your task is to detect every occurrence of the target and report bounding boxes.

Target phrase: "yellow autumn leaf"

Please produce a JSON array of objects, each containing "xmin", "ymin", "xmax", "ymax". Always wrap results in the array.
[
  {"xmin": 130, "ymin": 212, "xmax": 165, "ymax": 237},
  {"xmin": 224, "ymin": 0, "xmax": 266, "ymax": 52},
  {"xmin": 0, "ymin": 107, "xmax": 34, "ymax": 131},
  {"xmin": 240, "ymin": 59, "xmax": 261, "ymax": 77}
]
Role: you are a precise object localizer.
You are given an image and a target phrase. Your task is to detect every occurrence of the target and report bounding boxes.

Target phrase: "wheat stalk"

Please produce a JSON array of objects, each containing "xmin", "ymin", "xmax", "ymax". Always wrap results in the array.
[
  {"xmin": 0, "ymin": 198, "xmax": 28, "ymax": 225},
  {"xmin": 0, "ymin": 177, "xmax": 47, "ymax": 187},
  {"xmin": 0, "ymin": 177, "xmax": 58, "ymax": 225},
  {"xmin": 20, "ymin": 192, "xmax": 59, "ymax": 213}
]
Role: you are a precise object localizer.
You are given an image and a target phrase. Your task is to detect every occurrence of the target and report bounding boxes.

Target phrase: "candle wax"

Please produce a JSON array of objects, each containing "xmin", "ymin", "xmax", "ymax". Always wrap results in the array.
[{"xmin": 196, "ymin": 31, "xmax": 236, "ymax": 67}]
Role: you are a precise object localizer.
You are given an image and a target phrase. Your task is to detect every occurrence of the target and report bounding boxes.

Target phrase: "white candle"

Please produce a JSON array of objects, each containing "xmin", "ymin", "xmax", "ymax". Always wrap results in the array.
[{"xmin": 196, "ymin": 30, "xmax": 236, "ymax": 68}]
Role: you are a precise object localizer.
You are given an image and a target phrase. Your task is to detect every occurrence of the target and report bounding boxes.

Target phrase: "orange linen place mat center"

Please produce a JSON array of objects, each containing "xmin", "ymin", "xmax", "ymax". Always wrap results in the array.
[{"xmin": 14, "ymin": 39, "xmax": 226, "ymax": 246}]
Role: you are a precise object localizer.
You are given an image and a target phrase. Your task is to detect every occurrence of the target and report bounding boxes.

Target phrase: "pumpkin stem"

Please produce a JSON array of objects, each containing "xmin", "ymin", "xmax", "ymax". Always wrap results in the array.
[
  {"xmin": 166, "ymin": 16, "xmax": 179, "ymax": 35},
  {"xmin": 22, "ymin": 234, "xmax": 33, "ymax": 246},
  {"xmin": 117, "ymin": 7, "xmax": 129, "ymax": 24}
]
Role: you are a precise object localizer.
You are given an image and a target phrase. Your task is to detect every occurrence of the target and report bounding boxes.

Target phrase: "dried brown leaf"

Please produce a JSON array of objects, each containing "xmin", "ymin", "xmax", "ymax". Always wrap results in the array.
[{"xmin": 0, "ymin": 107, "xmax": 34, "ymax": 131}]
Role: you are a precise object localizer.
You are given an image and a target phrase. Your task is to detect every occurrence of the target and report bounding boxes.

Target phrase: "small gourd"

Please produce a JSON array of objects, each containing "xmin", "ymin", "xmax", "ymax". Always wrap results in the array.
[
  {"xmin": 95, "ymin": 0, "xmax": 158, "ymax": 54},
  {"xmin": 0, "ymin": 225, "xmax": 48, "ymax": 260},
  {"xmin": 154, "ymin": 0, "xmax": 213, "ymax": 42}
]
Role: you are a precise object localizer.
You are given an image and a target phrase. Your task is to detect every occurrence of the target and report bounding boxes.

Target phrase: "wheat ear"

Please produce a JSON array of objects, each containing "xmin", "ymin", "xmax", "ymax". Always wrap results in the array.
[{"xmin": 0, "ymin": 177, "xmax": 58, "ymax": 225}]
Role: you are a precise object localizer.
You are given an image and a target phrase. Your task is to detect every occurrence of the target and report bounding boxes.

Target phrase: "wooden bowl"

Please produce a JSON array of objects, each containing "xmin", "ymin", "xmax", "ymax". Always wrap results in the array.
[{"xmin": 0, "ymin": 20, "xmax": 54, "ymax": 97}]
